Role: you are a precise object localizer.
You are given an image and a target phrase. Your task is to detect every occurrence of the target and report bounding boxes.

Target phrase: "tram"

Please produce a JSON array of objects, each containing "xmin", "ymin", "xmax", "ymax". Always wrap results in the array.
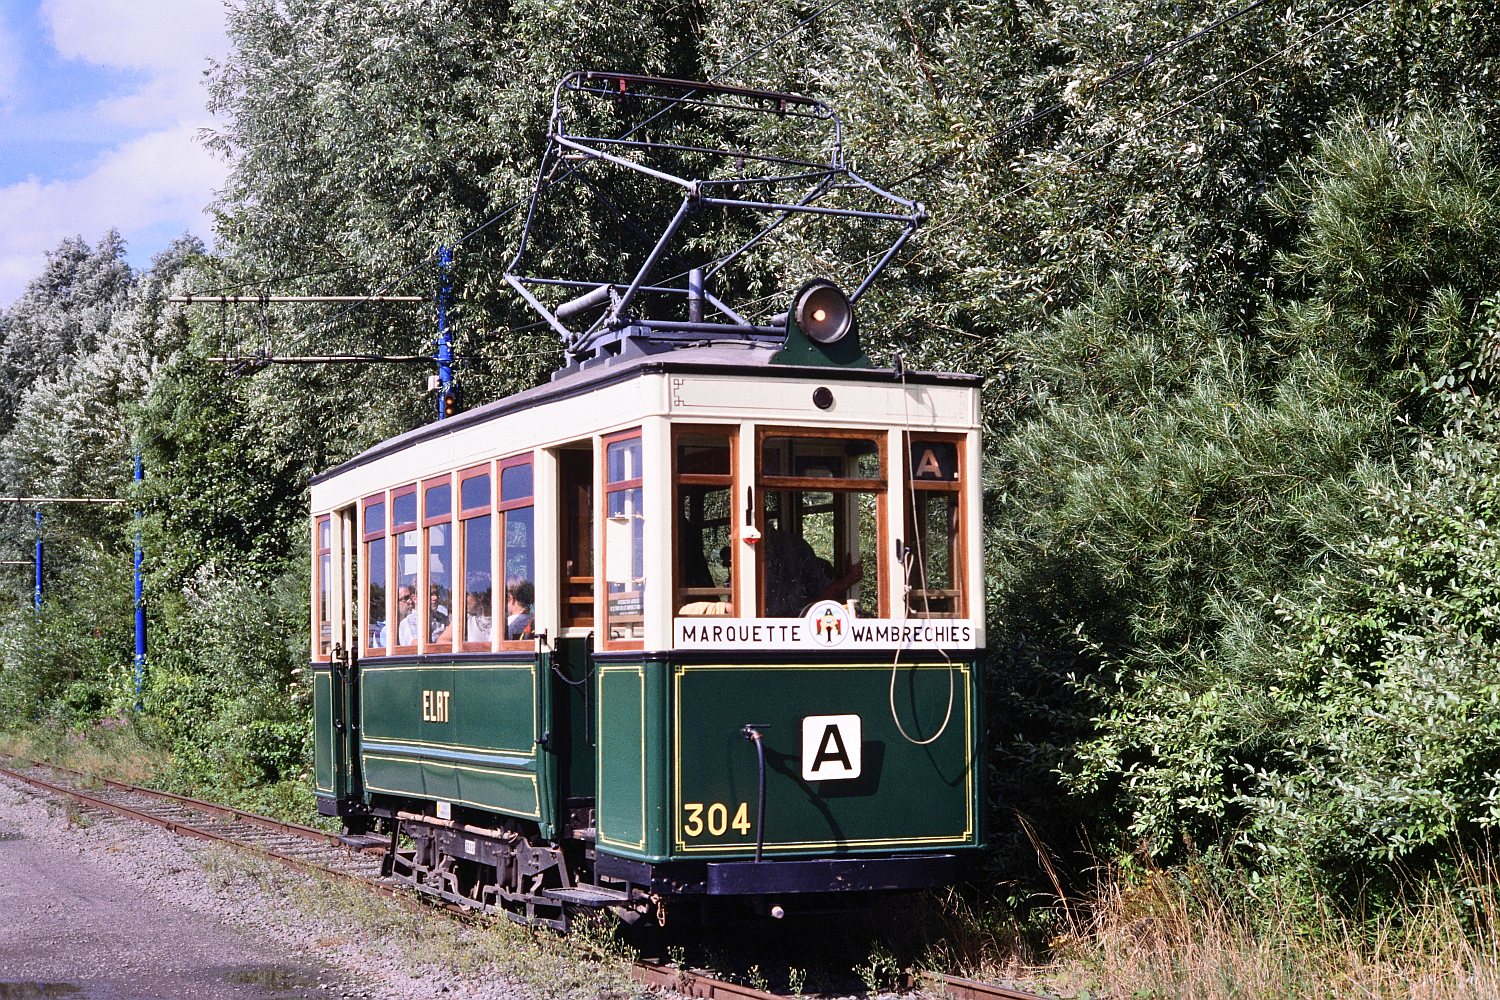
[{"xmin": 307, "ymin": 74, "xmax": 985, "ymax": 927}]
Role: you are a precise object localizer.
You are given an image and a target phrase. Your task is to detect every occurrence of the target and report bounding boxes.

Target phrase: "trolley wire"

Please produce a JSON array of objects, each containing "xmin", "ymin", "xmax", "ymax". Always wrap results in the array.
[
  {"xmin": 515, "ymin": 0, "xmax": 1306, "ymax": 330},
  {"xmin": 367, "ymin": 5, "xmax": 842, "ymax": 298},
  {"xmin": 228, "ymin": 4, "xmax": 843, "ymax": 363},
  {"xmin": 207, "ymin": 0, "xmax": 1356, "ymax": 359},
  {"xmin": 215, "ymin": 0, "xmax": 1250, "ymax": 309}
]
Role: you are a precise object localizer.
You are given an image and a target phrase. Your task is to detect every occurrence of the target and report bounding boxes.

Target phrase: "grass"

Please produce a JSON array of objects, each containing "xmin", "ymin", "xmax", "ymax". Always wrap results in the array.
[
  {"xmin": 0, "ymin": 719, "xmax": 168, "ymax": 786},
  {"xmin": 0, "ymin": 719, "xmax": 328, "ymax": 829},
  {"xmin": 924, "ymin": 858, "xmax": 1500, "ymax": 1000}
]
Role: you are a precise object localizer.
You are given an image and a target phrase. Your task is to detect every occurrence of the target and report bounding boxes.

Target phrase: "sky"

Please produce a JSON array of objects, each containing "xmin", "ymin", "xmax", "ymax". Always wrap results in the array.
[{"xmin": 0, "ymin": 0, "xmax": 229, "ymax": 306}]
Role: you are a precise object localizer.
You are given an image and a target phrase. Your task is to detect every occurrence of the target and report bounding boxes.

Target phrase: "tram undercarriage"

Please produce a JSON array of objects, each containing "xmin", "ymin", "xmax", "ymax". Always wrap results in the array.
[{"xmin": 377, "ymin": 809, "xmax": 632, "ymax": 931}]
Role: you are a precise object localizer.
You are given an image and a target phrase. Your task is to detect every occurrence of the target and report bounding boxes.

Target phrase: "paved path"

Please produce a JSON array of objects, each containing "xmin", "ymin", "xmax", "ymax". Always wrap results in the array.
[{"xmin": 0, "ymin": 789, "xmax": 342, "ymax": 999}]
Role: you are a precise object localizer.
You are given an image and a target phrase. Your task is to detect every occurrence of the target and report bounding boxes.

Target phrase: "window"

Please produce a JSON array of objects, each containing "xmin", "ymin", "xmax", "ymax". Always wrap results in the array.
[
  {"xmin": 674, "ymin": 428, "xmax": 734, "ymax": 616},
  {"xmin": 315, "ymin": 515, "xmax": 332, "ymax": 655},
  {"xmin": 459, "ymin": 466, "xmax": 493, "ymax": 650},
  {"xmin": 603, "ymin": 432, "xmax": 645, "ymax": 644},
  {"xmin": 904, "ymin": 436, "xmax": 966, "ymax": 617},
  {"xmin": 363, "ymin": 495, "xmax": 387, "ymax": 655},
  {"xmin": 758, "ymin": 430, "xmax": 885, "ymax": 618},
  {"xmin": 423, "ymin": 475, "xmax": 454, "ymax": 651},
  {"xmin": 391, "ymin": 486, "xmax": 419, "ymax": 652},
  {"xmin": 499, "ymin": 456, "xmax": 535, "ymax": 645}
]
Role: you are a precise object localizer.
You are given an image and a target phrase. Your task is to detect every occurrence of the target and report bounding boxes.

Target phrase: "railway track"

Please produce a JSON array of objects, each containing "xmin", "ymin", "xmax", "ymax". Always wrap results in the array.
[{"xmin": 0, "ymin": 754, "xmax": 1056, "ymax": 1000}]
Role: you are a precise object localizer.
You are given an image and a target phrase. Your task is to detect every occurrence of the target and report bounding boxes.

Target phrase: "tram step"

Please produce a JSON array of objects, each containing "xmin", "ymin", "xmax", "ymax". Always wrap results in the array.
[
  {"xmin": 338, "ymin": 832, "xmax": 389, "ymax": 849},
  {"xmin": 541, "ymin": 885, "xmax": 633, "ymax": 907}
]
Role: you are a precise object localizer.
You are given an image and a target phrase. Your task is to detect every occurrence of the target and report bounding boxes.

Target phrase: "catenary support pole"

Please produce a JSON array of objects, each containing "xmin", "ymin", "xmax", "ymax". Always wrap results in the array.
[
  {"xmin": 436, "ymin": 246, "xmax": 454, "ymax": 421},
  {"xmin": 33, "ymin": 510, "xmax": 42, "ymax": 611},
  {"xmin": 134, "ymin": 455, "xmax": 146, "ymax": 711}
]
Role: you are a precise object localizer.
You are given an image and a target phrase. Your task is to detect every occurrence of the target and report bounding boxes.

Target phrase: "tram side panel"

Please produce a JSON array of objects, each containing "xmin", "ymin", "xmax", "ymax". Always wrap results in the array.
[
  {"xmin": 311, "ymin": 661, "xmax": 337, "ymax": 804},
  {"xmin": 593, "ymin": 653, "xmax": 983, "ymax": 873},
  {"xmin": 357, "ymin": 657, "xmax": 552, "ymax": 834},
  {"xmin": 595, "ymin": 658, "xmax": 672, "ymax": 860}
]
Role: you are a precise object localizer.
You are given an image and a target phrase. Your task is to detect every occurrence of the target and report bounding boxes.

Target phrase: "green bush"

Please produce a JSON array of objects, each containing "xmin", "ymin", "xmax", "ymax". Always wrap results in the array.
[
  {"xmin": 1246, "ymin": 369, "xmax": 1500, "ymax": 893},
  {"xmin": 1009, "ymin": 106, "xmax": 1500, "ymax": 894},
  {"xmin": 0, "ymin": 552, "xmax": 137, "ymax": 726},
  {"xmin": 142, "ymin": 557, "xmax": 312, "ymax": 795}
]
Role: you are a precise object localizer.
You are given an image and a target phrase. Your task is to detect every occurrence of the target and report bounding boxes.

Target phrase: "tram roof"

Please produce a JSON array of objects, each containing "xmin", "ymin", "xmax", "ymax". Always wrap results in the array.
[{"xmin": 310, "ymin": 341, "xmax": 981, "ymax": 487}]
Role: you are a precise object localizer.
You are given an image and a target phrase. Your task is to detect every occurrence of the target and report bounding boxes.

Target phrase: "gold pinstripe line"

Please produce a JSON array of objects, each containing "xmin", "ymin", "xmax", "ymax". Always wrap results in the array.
[
  {"xmin": 596, "ymin": 663, "xmax": 649, "ymax": 851},
  {"xmin": 362, "ymin": 753, "xmax": 541, "ymax": 821},
  {"xmin": 670, "ymin": 661, "xmax": 976, "ymax": 853}
]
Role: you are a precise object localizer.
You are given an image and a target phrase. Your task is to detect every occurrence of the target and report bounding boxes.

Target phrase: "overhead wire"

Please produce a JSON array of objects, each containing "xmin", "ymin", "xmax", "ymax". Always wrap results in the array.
[
  {"xmin": 369, "ymin": 3, "xmax": 843, "ymax": 301},
  {"xmin": 225, "ymin": 3, "xmax": 845, "ymax": 364},
  {"xmin": 522, "ymin": 0, "xmax": 1299, "ymax": 331},
  {"xmin": 209, "ymin": 0, "xmax": 1353, "ymax": 361}
]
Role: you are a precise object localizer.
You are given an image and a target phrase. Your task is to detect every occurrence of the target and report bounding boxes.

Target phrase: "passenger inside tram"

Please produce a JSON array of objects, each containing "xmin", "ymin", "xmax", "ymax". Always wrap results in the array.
[
  {"xmin": 465, "ymin": 577, "xmax": 492, "ymax": 642},
  {"xmin": 506, "ymin": 578, "xmax": 534, "ymax": 639},
  {"xmin": 396, "ymin": 585, "xmax": 420, "ymax": 645}
]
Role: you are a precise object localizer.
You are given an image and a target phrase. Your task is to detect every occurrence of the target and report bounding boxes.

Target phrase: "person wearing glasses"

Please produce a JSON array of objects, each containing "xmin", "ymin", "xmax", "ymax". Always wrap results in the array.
[{"xmin": 396, "ymin": 585, "xmax": 420, "ymax": 645}]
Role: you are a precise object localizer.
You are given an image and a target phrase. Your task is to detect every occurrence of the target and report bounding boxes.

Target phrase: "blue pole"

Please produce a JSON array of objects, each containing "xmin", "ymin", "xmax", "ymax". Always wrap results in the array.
[
  {"xmin": 436, "ymin": 245, "xmax": 453, "ymax": 421},
  {"xmin": 33, "ymin": 509, "xmax": 41, "ymax": 611},
  {"xmin": 134, "ymin": 454, "xmax": 146, "ymax": 711}
]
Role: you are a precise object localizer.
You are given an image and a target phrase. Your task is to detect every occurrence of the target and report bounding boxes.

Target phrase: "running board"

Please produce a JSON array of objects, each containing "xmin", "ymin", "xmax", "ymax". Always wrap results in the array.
[{"xmin": 542, "ymin": 885, "xmax": 633, "ymax": 907}]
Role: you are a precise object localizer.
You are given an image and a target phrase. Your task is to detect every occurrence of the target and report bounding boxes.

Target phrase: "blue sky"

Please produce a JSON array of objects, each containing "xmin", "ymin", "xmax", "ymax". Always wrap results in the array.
[{"xmin": 0, "ymin": 0, "xmax": 228, "ymax": 305}]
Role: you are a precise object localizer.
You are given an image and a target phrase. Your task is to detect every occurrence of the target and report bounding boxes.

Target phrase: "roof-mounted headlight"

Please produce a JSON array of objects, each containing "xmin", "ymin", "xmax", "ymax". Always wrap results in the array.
[
  {"xmin": 793, "ymin": 280, "xmax": 854, "ymax": 344},
  {"xmin": 772, "ymin": 278, "xmax": 869, "ymax": 369}
]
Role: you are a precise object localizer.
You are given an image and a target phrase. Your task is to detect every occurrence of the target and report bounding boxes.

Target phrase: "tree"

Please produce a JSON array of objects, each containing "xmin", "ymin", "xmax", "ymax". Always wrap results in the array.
[
  {"xmin": 0, "ymin": 232, "xmax": 134, "ymax": 436},
  {"xmin": 1050, "ymin": 105, "xmax": 1500, "ymax": 877}
]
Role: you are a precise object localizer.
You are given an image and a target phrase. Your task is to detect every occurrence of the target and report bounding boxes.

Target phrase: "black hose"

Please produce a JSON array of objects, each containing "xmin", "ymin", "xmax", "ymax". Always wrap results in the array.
[{"xmin": 742, "ymin": 725, "xmax": 768, "ymax": 862}]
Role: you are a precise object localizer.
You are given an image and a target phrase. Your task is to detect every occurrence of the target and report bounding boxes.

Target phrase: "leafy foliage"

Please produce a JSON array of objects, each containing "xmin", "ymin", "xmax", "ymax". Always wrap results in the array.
[
  {"xmin": 1242, "ymin": 308, "xmax": 1500, "ymax": 890},
  {"xmin": 0, "ymin": 231, "xmax": 134, "ymax": 437},
  {"xmin": 140, "ymin": 558, "xmax": 311, "ymax": 789},
  {"xmin": 1036, "ymin": 105, "xmax": 1500, "ymax": 879}
]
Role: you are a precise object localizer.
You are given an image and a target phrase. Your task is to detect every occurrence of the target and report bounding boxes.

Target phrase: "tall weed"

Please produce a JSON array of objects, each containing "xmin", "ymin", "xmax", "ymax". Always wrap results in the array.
[{"xmin": 1057, "ymin": 856, "xmax": 1500, "ymax": 999}]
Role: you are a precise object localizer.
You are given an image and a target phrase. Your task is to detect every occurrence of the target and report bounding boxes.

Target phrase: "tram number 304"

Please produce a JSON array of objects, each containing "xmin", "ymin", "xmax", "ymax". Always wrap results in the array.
[{"xmin": 682, "ymin": 801, "xmax": 751, "ymax": 838}]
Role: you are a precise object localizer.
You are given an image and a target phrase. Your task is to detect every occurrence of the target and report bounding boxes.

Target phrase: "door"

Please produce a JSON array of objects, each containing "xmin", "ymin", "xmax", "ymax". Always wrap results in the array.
[{"xmin": 314, "ymin": 505, "xmax": 364, "ymax": 814}]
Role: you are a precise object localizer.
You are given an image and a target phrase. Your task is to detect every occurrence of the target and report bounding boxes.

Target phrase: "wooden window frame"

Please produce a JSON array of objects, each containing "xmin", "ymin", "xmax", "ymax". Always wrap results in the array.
[
  {"xmin": 601, "ymin": 429, "xmax": 645, "ymax": 650},
  {"xmin": 903, "ymin": 432, "xmax": 968, "ymax": 619},
  {"xmin": 672, "ymin": 424, "xmax": 738, "ymax": 617},
  {"xmin": 314, "ymin": 514, "xmax": 332, "ymax": 657},
  {"xmin": 458, "ymin": 463, "xmax": 495, "ymax": 653},
  {"xmin": 422, "ymin": 473, "xmax": 455, "ymax": 653},
  {"xmin": 361, "ymin": 493, "xmax": 388, "ymax": 657},
  {"xmin": 755, "ymin": 426, "xmax": 888, "ymax": 618},
  {"xmin": 388, "ymin": 484, "xmax": 420, "ymax": 656},
  {"xmin": 497, "ymin": 453, "xmax": 536, "ymax": 650}
]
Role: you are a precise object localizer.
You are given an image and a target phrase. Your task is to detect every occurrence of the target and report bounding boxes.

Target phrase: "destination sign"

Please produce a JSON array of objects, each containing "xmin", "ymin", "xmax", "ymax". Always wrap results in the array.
[{"xmin": 673, "ymin": 601, "xmax": 979, "ymax": 650}]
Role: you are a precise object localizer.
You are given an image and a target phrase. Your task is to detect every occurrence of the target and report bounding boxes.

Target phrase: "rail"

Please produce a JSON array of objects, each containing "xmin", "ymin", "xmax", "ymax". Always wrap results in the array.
[{"xmin": 0, "ymin": 754, "xmax": 1058, "ymax": 1000}]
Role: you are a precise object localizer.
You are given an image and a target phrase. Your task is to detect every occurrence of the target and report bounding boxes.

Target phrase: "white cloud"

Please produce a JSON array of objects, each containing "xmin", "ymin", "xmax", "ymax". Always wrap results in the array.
[
  {"xmin": 0, "ymin": 2, "xmax": 231, "ymax": 305},
  {"xmin": 41, "ymin": 0, "xmax": 228, "ymax": 72},
  {"xmin": 41, "ymin": 0, "xmax": 229, "ymax": 127},
  {"xmin": 93, "ymin": 68, "xmax": 215, "ymax": 130},
  {"xmin": 0, "ymin": 124, "xmax": 226, "ymax": 303}
]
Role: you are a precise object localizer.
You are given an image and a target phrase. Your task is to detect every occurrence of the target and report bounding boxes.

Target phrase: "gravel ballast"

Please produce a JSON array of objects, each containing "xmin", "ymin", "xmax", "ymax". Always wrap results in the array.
[{"xmin": 0, "ymin": 774, "xmax": 631, "ymax": 1000}]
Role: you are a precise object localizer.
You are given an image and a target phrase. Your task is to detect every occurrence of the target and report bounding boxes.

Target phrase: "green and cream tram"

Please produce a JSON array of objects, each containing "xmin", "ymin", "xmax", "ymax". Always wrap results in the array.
[{"xmin": 310, "ymin": 322, "xmax": 984, "ymax": 924}]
